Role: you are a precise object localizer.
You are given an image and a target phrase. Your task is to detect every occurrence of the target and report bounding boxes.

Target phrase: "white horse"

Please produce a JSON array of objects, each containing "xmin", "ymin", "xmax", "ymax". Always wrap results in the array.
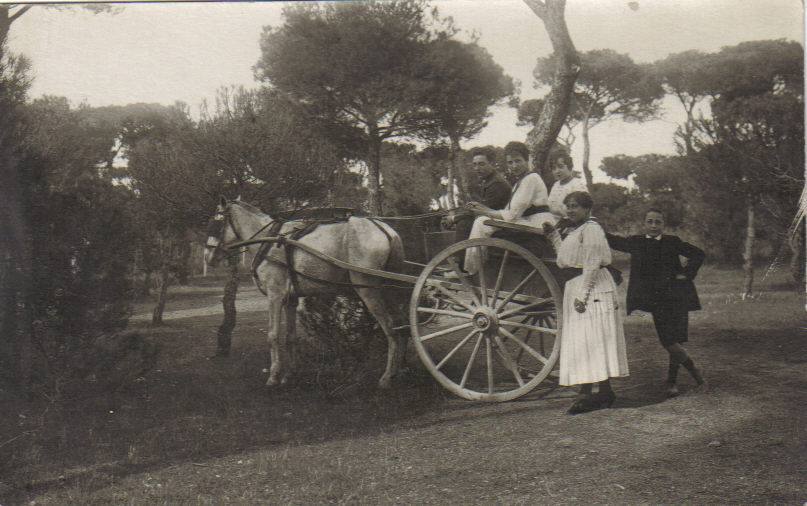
[{"xmin": 204, "ymin": 197, "xmax": 407, "ymax": 388}]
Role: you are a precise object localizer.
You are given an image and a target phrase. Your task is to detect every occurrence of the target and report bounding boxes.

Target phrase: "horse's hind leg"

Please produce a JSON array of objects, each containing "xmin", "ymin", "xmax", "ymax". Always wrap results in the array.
[
  {"xmin": 266, "ymin": 291, "xmax": 286, "ymax": 387},
  {"xmin": 354, "ymin": 284, "xmax": 406, "ymax": 389}
]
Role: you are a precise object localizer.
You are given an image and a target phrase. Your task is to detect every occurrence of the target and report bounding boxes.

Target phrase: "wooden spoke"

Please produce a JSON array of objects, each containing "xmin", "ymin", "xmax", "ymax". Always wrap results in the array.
[
  {"xmin": 416, "ymin": 307, "xmax": 474, "ymax": 319},
  {"xmin": 460, "ymin": 334, "xmax": 484, "ymax": 389},
  {"xmin": 478, "ymin": 260, "xmax": 488, "ymax": 307},
  {"xmin": 431, "ymin": 283, "xmax": 476, "ymax": 313},
  {"xmin": 499, "ymin": 327, "xmax": 549, "ymax": 365},
  {"xmin": 419, "ymin": 321, "xmax": 475, "ymax": 342},
  {"xmin": 499, "ymin": 319, "xmax": 558, "ymax": 335},
  {"xmin": 486, "ymin": 337, "xmax": 494, "ymax": 394},
  {"xmin": 517, "ymin": 310, "xmax": 557, "ymax": 318},
  {"xmin": 498, "ymin": 298, "xmax": 553, "ymax": 318},
  {"xmin": 514, "ymin": 317, "xmax": 536, "ymax": 363},
  {"xmin": 446, "ymin": 257, "xmax": 481, "ymax": 307},
  {"xmin": 494, "ymin": 269, "xmax": 538, "ymax": 311},
  {"xmin": 493, "ymin": 334, "xmax": 525, "ymax": 387},
  {"xmin": 491, "ymin": 250, "xmax": 510, "ymax": 308},
  {"xmin": 436, "ymin": 329, "xmax": 479, "ymax": 371}
]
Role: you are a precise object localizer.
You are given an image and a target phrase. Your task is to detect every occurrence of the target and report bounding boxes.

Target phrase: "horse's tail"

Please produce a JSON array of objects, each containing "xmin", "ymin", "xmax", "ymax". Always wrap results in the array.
[
  {"xmin": 385, "ymin": 228, "xmax": 405, "ymax": 274},
  {"xmin": 367, "ymin": 219, "xmax": 408, "ymax": 326},
  {"xmin": 366, "ymin": 218, "xmax": 405, "ymax": 274}
]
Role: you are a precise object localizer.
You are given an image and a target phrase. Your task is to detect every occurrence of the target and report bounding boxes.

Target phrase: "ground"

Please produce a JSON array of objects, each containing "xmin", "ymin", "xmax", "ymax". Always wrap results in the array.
[{"xmin": 1, "ymin": 266, "xmax": 805, "ymax": 504}]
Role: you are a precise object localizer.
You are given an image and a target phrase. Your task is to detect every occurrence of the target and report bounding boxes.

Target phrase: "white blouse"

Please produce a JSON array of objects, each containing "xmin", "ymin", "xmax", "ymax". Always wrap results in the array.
[
  {"xmin": 500, "ymin": 173, "xmax": 549, "ymax": 222},
  {"xmin": 548, "ymin": 177, "xmax": 588, "ymax": 217},
  {"xmin": 556, "ymin": 221, "xmax": 614, "ymax": 295}
]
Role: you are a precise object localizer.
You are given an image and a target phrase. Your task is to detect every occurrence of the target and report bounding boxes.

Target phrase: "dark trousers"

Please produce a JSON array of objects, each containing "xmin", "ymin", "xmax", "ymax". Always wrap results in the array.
[
  {"xmin": 451, "ymin": 214, "xmax": 475, "ymax": 266},
  {"xmin": 651, "ymin": 307, "xmax": 689, "ymax": 347}
]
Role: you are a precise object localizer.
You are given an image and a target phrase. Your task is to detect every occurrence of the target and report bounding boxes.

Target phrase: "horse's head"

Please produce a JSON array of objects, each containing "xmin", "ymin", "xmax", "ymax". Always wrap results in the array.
[{"xmin": 204, "ymin": 196, "xmax": 239, "ymax": 267}]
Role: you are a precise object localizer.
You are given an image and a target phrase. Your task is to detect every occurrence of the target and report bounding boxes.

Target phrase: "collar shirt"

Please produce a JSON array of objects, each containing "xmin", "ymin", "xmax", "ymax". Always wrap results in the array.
[{"xmin": 548, "ymin": 176, "xmax": 589, "ymax": 217}]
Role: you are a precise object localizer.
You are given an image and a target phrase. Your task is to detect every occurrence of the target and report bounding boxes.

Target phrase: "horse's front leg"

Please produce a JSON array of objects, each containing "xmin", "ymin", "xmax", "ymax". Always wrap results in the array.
[
  {"xmin": 280, "ymin": 297, "xmax": 298, "ymax": 385},
  {"xmin": 265, "ymin": 292, "xmax": 286, "ymax": 387}
]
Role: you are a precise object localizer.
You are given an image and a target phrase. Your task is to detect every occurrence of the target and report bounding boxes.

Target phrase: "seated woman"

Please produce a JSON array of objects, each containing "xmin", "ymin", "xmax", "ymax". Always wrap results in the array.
[
  {"xmin": 543, "ymin": 191, "xmax": 629, "ymax": 414},
  {"xmin": 547, "ymin": 150, "xmax": 589, "ymax": 222},
  {"xmin": 461, "ymin": 141, "xmax": 555, "ymax": 275}
]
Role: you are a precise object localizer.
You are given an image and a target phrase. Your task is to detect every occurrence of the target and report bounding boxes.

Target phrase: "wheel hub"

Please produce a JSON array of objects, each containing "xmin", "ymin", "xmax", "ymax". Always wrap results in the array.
[{"xmin": 473, "ymin": 307, "xmax": 499, "ymax": 334}]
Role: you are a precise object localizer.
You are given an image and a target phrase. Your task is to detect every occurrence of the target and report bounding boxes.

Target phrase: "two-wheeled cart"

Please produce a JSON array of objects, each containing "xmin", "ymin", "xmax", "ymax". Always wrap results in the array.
[{"xmin": 233, "ymin": 216, "xmax": 564, "ymax": 402}]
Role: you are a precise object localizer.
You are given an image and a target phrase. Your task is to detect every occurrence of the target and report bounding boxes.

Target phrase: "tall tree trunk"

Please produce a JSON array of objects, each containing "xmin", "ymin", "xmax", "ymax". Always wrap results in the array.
[
  {"xmin": 581, "ymin": 116, "xmax": 593, "ymax": 187},
  {"xmin": 15, "ymin": 259, "xmax": 33, "ymax": 394},
  {"xmin": 141, "ymin": 269, "xmax": 152, "ymax": 297},
  {"xmin": 151, "ymin": 262, "xmax": 171, "ymax": 325},
  {"xmin": 523, "ymin": 0, "xmax": 580, "ymax": 174},
  {"xmin": 789, "ymin": 218, "xmax": 805, "ymax": 285},
  {"xmin": 366, "ymin": 135, "xmax": 383, "ymax": 215},
  {"xmin": 216, "ymin": 257, "xmax": 240, "ymax": 356},
  {"xmin": 0, "ymin": 5, "xmax": 31, "ymax": 46},
  {"xmin": 448, "ymin": 135, "xmax": 463, "ymax": 206},
  {"xmin": 741, "ymin": 199, "xmax": 755, "ymax": 300}
]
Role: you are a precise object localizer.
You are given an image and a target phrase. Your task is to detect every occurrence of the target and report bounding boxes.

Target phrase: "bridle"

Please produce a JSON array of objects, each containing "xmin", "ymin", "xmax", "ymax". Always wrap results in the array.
[
  {"xmin": 205, "ymin": 201, "xmax": 275, "ymax": 262},
  {"xmin": 205, "ymin": 204, "xmax": 244, "ymax": 262}
]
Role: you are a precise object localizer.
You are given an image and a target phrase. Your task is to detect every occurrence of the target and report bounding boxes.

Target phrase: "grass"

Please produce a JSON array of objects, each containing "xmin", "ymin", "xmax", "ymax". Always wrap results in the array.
[{"xmin": 0, "ymin": 265, "xmax": 804, "ymax": 504}]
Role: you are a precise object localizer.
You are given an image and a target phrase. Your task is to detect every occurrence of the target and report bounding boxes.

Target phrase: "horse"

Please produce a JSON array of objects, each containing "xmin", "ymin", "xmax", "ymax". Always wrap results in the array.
[{"xmin": 204, "ymin": 197, "xmax": 407, "ymax": 388}]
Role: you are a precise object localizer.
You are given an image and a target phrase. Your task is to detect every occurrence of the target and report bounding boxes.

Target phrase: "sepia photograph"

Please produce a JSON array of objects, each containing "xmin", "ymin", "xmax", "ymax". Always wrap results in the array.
[{"xmin": 0, "ymin": 0, "xmax": 805, "ymax": 503}]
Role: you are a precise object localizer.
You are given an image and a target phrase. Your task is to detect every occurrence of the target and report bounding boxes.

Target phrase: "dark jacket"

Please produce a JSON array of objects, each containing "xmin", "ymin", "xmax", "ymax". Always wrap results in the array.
[
  {"xmin": 605, "ymin": 233, "xmax": 705, "ymax": 314},
  {"xmin": 454, "ymin": 173, "xmax": 512, "ymax": 243},
  {"xmin": 476, "ymin": 173, "xmax": 512, "ymax": 210}
]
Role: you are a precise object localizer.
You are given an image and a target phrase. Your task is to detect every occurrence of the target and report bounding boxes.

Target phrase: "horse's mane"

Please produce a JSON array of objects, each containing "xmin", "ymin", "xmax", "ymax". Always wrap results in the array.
[{"xmin": 231, "ymin": 200, "xmax": 271, "ymax": 218}]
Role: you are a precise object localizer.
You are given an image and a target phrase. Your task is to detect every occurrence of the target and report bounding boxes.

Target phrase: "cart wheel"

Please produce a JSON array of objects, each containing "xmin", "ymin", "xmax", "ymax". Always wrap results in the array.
[
  {"xmin": 409, "ymin": 238, "xmax": 563, "ymax": 402},
  {"xmin": 415, "ymin": 285, "xmax": 448, "ymax": 326}
]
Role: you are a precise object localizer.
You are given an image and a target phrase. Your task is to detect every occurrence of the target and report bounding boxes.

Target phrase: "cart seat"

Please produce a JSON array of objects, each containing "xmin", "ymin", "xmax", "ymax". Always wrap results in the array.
[{"xmin": 484, "ymin": 219, "xmax": 556, "ymax": 261}]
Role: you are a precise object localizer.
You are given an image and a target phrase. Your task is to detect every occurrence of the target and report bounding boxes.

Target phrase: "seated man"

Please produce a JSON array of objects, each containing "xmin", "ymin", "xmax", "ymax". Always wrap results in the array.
[
  {"xmin": 461, "ymin": 141, "xmax": 556, "ymax": 275},
  {"xmin": 442, "ymin": 146, "xmax": 511, "ymax": 262}
]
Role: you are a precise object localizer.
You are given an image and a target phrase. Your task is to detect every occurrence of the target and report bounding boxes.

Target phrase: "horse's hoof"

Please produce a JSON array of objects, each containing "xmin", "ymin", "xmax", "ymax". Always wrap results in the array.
[{"xmin": 377, "ymin": 377, "xmax": 392, "ymax": 389}]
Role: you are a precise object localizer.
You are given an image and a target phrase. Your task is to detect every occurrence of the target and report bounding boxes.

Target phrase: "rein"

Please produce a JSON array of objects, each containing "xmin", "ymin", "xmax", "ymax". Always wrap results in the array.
[{"xmin": 206, "ymin": 205, "xmax": 277, "ymax": 262}]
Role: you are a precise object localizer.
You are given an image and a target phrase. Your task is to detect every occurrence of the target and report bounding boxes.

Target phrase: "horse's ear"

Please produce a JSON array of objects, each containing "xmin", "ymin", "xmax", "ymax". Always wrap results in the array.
[{"xmin": 219, "ymin": 195, "xmax": 227, "ymax": 207}]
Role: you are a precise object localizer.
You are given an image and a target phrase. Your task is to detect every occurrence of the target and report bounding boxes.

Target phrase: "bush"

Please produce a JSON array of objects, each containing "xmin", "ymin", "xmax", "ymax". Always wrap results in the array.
[
  {"xmin": 24, "ymin": 177, "xmax": 142, "ymax": 389},
  {"xmin": 298, "ymin": 294, "xmax": 387, "ymax": 390}
]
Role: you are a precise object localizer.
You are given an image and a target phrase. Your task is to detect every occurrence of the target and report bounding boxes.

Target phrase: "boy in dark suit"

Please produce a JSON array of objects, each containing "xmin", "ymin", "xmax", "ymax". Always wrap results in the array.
[{"xmin": 606, "ymin": 208, "xmax": 706, "ymax": 397}]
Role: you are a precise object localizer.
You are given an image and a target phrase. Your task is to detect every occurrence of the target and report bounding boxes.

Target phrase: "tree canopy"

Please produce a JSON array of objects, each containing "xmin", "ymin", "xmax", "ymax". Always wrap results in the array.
[
  {"xmin": 534, "ymin": 48, "xmax": 663, "ymax": 185},
  {"xmin": 254, "ymin": 0, "xmax": 455, "ymax": 214}
]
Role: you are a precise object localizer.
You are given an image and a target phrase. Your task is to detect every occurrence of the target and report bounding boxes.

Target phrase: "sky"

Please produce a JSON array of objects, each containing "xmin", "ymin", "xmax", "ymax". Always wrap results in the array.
[{"xmin": 7, "ymin": 0, "xmax": 804, "ymax": 181}]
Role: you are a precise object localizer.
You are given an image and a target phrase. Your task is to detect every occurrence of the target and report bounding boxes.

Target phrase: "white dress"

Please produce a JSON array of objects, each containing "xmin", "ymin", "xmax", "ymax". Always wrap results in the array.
[
  {"xmin": 463, "ymin": 173, "xmax": 556, "ymax": 274},
  {"xmin": 553, "ymin": 220, "xmax": 629, "ymax": 386},
  {"xmin": 547, "ymin": 176, "xmax": 589, "ymax": 218}
]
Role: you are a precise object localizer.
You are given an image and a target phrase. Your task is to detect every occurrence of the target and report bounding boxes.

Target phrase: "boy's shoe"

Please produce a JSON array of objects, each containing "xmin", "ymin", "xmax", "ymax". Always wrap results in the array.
[{"xmin": 665, "ymin": 382, "xmax": 680, "ymax": 398}]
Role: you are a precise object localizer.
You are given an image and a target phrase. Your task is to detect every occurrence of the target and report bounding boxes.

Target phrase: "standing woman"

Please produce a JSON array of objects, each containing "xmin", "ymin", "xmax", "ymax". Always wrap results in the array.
[
  {"xmin": 462, "ymin": 141, "xmax": 555, "ymax": 275},
  {"xmin": 543, "ymin": 191, "xmax": 629, "ymax": 414}
]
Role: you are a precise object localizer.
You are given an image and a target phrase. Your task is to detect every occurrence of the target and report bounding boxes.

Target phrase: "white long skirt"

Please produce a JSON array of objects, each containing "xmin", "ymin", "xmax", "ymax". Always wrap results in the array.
[
  {"xmin": 462, "ymin": 212, "xmax": 557, "ymax": 274},
  {"xmin": 558, "ymin": 272, "xmax": 629, "ymax": 386}
]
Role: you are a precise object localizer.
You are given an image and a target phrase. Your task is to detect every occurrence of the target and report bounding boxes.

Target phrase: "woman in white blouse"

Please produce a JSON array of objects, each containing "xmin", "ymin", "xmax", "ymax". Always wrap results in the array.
[
  {"xmin": 461, "ymin": 142, "xmax": 556, "ymax": 275},
  {"xmin": 543, "ymin": 191, "xmax": 629, "ymax": 414},
  {"xmin": 547, "ymin": 151, "xmax": 589, "ymax": 220}
]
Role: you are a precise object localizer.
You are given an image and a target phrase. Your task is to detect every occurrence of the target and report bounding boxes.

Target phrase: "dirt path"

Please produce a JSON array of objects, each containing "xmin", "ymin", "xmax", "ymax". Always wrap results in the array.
[
  {"xmin": 130, "ymin": 285, "xmax": 268, "ymax": 322},
  {"xmin": 3, "ymin": 268, "xmax": 805, "ymax": 504}
]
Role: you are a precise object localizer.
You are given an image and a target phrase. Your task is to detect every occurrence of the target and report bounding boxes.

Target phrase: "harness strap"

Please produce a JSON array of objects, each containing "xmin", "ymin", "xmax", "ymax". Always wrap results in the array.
[{"xmin": 250, "ymin": 220, "xmax": 286, "ymax": 295}]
